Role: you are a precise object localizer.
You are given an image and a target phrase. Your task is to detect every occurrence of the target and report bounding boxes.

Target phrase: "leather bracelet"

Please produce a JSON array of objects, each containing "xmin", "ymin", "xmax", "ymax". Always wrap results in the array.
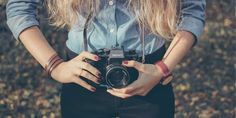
[
  {"xmin": 47, "ymin": 57, "xmax": 61, "ymax": 74},
  {"xmin": 44, "ymin": 53, "xmax": 64, "ymax": 76},
  {"xmin": 154, "ymin": 60, "xmax": 173, "ymax": 85},
  {"xmin": 48, "ymin": 59, "xmax": 64, "ymax": 75},
  {"xmin": 44, "ymin": 53, "xmax": 57, "ymax": 72},
  {"xmin": 155, "ymin": 61, "xmax": 171, "ymax": 77},
  {"xmin": 160, "ymin": 73, "xmax": 173, "ymax": 85}
]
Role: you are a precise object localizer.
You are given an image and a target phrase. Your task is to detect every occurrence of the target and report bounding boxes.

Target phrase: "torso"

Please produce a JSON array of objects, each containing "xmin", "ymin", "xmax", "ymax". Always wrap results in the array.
[{"xmin": 66, "ymin": 0, "xmax": 165, "ymax": 56}]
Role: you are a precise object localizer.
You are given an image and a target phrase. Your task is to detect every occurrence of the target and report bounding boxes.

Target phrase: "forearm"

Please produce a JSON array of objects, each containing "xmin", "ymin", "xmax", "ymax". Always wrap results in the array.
[
  {"xmin": 162, "ymin": 0, "xmax": 206, "ymax": 72},
  {"xmin": 19, "ymin": 26, "xmax": 57, "ymax": 68},
  {"xmin": 162, "ymin": 31, "xmax": 195, "ymax": 72}
]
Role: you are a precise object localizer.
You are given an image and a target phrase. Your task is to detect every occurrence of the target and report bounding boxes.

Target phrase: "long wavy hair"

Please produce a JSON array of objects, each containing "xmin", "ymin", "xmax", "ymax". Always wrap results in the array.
[{"xmin": 46, "ymin": 0, "xmax": 178, "ymax": 39}]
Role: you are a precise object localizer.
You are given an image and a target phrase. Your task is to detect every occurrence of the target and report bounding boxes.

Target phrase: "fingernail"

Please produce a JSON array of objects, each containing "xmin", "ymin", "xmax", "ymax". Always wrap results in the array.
[
  {"xmin": 94, "ymin": 56, "xmax": 100, "ymax": 61},
  {"xmin": 99, "ymin": 76, "xmax": 104, "ymax": 80},
  {"xmin": 123, "ymin": 61, "xmax": 128, "ymax": 64},
  {"xmin": 91, "ymin": 87, "xmax": 96, "ymax": 92},
  {"xmin": 97, "ymin": 79, "xmax": 102, "ymax": 83},
  {"xmin": 97, "ymin": 72, "xmax": 101, "ymax": 77}
]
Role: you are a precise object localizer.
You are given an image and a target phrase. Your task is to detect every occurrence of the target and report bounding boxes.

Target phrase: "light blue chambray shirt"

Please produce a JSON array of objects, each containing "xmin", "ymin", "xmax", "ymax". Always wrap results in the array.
[{"xmin": 6, "ymin": 0, "xmax": 206, "ymax": 55}]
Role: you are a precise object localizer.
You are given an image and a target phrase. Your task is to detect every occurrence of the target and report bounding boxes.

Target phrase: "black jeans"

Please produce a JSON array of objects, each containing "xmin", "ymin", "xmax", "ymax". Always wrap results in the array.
[{"xmin": 60, "ymin": 45, "xmax": 175, "ymax": 118}]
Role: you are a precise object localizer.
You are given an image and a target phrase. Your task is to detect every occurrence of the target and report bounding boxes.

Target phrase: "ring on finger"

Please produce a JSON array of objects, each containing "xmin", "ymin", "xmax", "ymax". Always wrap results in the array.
[
  {"xmin": 81, "ymin": 57, "xmax": 86, "ymax": 61},
  {"xmin": 77, "ymin": 69, "xmax": 83, "ymax": 77}
]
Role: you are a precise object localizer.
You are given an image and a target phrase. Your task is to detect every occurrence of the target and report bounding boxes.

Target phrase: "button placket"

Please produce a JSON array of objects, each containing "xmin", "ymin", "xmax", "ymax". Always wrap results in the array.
[
  {"xmin": 110, "ymin": 28, "xmax": 115, "ymax": 33},
  {"xmin": 106, "ymin": 0, "xmax": 118, "ymax": 47}
]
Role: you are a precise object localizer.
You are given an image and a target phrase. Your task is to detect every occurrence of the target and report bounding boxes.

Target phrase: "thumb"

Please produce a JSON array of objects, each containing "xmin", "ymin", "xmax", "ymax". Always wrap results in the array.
[{"xmin": 122, "ymin": 60, "xmax": 144, "ymax": 72}]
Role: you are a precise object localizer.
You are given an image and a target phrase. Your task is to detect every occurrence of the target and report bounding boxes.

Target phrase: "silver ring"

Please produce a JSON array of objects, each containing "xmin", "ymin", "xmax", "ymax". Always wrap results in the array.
[{"xmin": 81, "ymin": 57, "xmax": 86, "ymax": 61}]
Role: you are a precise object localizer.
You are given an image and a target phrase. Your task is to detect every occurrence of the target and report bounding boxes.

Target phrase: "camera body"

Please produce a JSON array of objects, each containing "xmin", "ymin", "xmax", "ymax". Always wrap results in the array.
[{"xmin": 86, "ymin": 46, "xmax": 140, "ymax": 88}]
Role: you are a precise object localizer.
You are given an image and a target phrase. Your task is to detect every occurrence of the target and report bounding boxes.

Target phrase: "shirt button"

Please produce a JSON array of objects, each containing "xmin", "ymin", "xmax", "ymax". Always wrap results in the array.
[
  {"xmin": 110, "ymin": 28, "xmax": 115, "ymax": 33},
  {"xmin": 109, "ymin": 0, "xmax": 114, "ymax": 6}
]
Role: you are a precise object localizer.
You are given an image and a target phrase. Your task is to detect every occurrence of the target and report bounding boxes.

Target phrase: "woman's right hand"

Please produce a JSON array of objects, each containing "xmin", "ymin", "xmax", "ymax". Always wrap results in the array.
[{"xmin": 50, "ymin": 51, "xmax": 101, "ymax": 92}]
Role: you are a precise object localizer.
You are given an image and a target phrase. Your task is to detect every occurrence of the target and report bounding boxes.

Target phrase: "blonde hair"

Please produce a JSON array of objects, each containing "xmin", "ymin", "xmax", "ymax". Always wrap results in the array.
[{"xmin": 46, "ymin": 0, "xmax": 178, "ymax": 40}]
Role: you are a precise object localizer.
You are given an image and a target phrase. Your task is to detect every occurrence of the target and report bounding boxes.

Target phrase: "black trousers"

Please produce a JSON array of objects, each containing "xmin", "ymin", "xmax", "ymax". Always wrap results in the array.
[{"xmin": 60, "ymin": 45, "xmax": 175, "ymax": 118}]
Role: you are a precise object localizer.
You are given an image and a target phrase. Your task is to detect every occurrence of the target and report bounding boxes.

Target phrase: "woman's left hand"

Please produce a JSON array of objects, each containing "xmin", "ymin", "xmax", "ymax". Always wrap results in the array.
[{"xmin": 107, "ymin": 60, "xmax": 163, "ymax": 99}]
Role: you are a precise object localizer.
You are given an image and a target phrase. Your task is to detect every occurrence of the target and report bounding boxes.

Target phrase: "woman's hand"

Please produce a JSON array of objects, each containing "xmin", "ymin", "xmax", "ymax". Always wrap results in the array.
[
  {"xmin": 50, "ymin": 51, "xmax": 101, "ymax": 92},
  {"xmin": 107, "ymin": 60, "xmax": 163, "ymax": 98}
]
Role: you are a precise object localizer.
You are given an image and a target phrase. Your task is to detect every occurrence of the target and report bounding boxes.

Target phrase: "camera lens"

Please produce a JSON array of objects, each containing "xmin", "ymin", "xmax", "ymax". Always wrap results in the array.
[{"xmin": 106, "ymin": 65, "xmax": 130, "ymax": 88}]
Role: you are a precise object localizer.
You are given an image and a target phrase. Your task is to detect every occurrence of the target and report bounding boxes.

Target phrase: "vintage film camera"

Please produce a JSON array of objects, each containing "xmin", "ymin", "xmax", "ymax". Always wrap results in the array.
[{"xmin": 86, "ymin": 46, "xmax": 140, "ymax": 88}]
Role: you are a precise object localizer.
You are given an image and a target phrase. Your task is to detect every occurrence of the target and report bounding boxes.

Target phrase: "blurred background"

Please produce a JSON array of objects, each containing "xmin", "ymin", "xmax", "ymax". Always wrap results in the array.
[{"xmin": 0, "ymin": 0, "xmax": 235, "ymax": 118}]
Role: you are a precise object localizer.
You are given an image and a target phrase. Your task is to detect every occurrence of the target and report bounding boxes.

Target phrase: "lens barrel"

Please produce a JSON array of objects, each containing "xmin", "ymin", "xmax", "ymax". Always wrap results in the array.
[{"xmin": 105, "ymin": 64, "xmax": 130, "ymax": 88}]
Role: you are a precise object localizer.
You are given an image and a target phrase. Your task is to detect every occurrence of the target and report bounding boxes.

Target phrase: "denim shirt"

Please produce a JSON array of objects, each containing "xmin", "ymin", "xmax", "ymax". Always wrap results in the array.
[{"xmin": 6, "ymin": 0, "xmax": 206, "ymax": 55}]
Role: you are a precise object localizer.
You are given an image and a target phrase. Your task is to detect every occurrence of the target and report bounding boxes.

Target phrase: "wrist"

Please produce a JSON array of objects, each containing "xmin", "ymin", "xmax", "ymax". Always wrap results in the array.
[
  {"xmin": 154, "ymin": 60, "xmax": 173, "ymax": 85},
  {"xmin": 44, "ymin": 53, "xmax": 65, "ymax": 77},
  {"xmin": 50, "ymin": 61, "xmax": 65, "ymax": 79}
]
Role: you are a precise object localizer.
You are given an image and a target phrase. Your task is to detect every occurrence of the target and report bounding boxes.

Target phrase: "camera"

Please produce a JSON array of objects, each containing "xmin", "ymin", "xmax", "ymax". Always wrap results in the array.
[{"xmin": 85, "ymin": 46, "xmax": 140, "ymax": 88}]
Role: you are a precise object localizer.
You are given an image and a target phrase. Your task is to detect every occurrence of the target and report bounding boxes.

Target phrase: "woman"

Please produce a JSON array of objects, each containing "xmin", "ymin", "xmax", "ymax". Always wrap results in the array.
[{"xmin": 6, "ymin": 0, "xmax": 206, "ymax": 117}]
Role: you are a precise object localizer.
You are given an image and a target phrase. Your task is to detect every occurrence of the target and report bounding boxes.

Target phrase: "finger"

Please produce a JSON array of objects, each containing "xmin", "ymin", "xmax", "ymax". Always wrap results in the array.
[
  {"xmin": 77, "ymin": 69, "xmax": 101, "ymax": 84},
  {"xmin": 75, "ymin": 51, "xmax": 100, "ymax": 61},
  {"xmin": 107, "ymin": 89, "xmax": 132, "ymax": 99},
  {"xmin": 112, "ymin": 86, "xmax": 137, "ymax": 94},
  {"xmin": 72, "ymin": 76, "xmax": 96, "ymax": 92},
  {"xmin": 112, "ymin": 79, "xmax": 140, "ymax": 94},
  {"xmin": 77, "ymin": 61, "xmax": 101, "ymax": 78},
  {"xmin": 122, "ymin": 60, "xmax": 145, "ymax": 72}
]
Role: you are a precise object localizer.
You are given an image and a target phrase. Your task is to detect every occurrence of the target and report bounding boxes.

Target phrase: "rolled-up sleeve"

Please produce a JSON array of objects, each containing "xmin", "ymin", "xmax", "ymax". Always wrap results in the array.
[
  {"xmin": 177, "ymin": 0, "xmax": 206, "ymax": 46},
  {"xmin": 6, "ymin": 0, "xmax": 43, "ymax": 42}
]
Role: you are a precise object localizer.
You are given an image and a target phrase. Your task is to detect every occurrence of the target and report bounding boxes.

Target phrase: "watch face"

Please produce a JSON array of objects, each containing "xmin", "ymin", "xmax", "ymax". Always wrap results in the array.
[{"xmin": 161, "ymin": 75, "xmax": 173, "ymax": 85}]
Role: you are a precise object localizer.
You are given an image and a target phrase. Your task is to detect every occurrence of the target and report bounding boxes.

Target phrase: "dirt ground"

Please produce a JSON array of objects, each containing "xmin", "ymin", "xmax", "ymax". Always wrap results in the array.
[{"xmin": 0, "ymin": 0, "xmax": 235, "ymax": 117}]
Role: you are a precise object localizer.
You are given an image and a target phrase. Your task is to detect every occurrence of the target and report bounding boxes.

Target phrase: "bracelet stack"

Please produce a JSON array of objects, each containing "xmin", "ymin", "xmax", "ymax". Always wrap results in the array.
[
  {"xmin": 44, "ymin": 53, "xmax": 64, "ymax": 76},
  {"xmin": 155, "ymin": 60, "xmax": 173, "ymax": 85}
]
